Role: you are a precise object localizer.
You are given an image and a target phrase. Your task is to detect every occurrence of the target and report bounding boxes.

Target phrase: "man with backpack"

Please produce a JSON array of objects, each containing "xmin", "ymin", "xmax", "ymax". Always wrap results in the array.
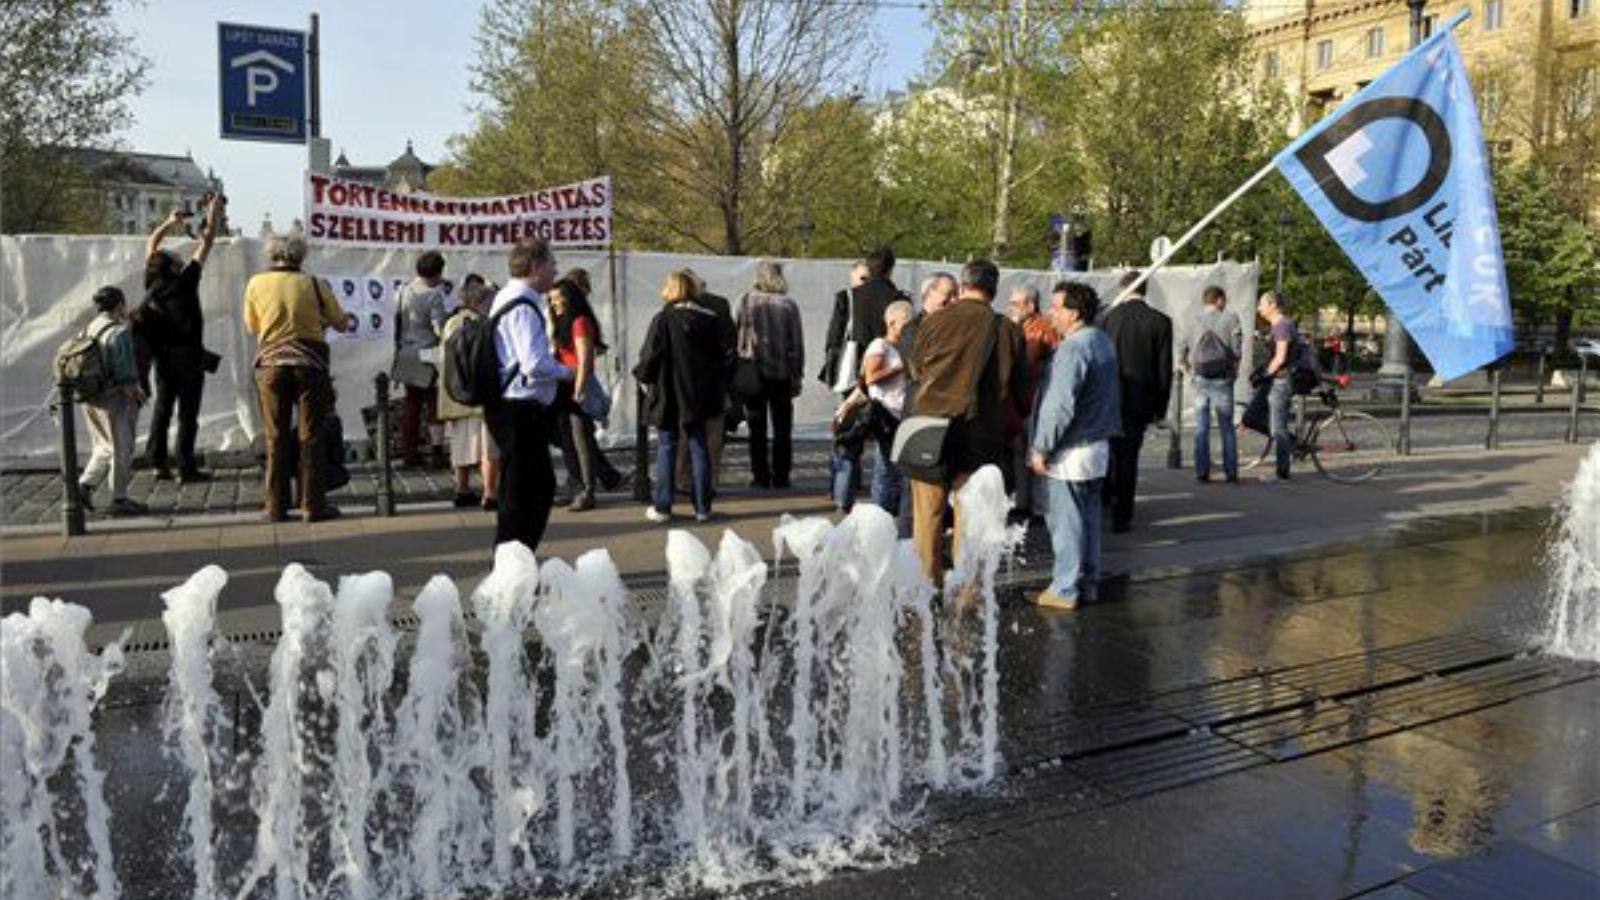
[
  {"xmin": 70, "ymin": 287, "xmax": 149, "ymax": 517},
  {"xmin": 479, "ymin": 237, "xmax": 573, "ymax": 551},
  {"xmin": 1180, "ymin": 285, "xmax": 1243, "ymax": 484}
]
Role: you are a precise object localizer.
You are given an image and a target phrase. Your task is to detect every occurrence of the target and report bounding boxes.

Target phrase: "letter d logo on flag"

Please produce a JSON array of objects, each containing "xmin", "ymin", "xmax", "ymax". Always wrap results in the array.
[{"xmin": 1274, "ymin": 12, "xmax": 1513, "ymax": 382}]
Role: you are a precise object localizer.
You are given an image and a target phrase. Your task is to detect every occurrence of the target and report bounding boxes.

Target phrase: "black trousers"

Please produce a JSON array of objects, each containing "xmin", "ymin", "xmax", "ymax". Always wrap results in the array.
[
  {"xmin": 1108, "ymin": 424, "xmax": 1147, "ymax": 529},
  {"xmin": 484, "ymin": 399, "xmax": 557, "ymax": 552},
  {"xmin": 744, "ymin": 377, "xmax": 794, "ymax": 486},
  {"xmin": 148, "ymin": 346, "xmax": 205, "ymax": 471}
]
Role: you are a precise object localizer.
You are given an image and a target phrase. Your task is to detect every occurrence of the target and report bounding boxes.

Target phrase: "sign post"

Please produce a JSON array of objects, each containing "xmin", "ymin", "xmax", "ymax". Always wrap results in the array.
[{"xmin": 218, "ymin": 22, "xmax": 308, "ymax": 143}]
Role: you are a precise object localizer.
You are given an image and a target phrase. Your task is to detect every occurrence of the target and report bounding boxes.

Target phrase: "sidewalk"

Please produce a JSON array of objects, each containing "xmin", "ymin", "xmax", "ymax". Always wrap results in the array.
[{"xmin": 2, "ymin": 442, "xmax": 1589, "ymax": 630}]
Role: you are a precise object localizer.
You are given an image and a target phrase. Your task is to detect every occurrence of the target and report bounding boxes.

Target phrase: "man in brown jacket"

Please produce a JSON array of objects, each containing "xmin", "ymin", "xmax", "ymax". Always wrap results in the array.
[{"xmin": 908, "ymin": 259, "xmax": 1028, "ymax": 588}]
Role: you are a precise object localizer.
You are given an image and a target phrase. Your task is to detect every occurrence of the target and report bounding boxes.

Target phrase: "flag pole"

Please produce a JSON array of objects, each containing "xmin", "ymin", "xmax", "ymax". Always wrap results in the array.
[{"xmin": 1114, "ymin": 157, "xmax": 1278, "ymax": 302}]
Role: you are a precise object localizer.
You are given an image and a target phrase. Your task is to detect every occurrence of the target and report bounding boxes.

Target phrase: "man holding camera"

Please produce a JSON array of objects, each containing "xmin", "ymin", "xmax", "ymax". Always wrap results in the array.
[{"xmin": 139, "ymin": 192, "xmax": 225, "ymax": 482}]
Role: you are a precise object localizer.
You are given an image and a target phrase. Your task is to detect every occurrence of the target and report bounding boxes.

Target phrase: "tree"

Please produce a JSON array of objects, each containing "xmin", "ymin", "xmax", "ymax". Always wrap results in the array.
[
  {"xmin": 0, "ymin": 0, "xmax": 147, "ymax": 233},
  {"xmin": 1496, "ymin": 160, "xmax": 1600, "ymax": 347},
  {"xmin": 1051, "ymin": 1, "xmax": 1289, "ymax": 268},
  {"xmin": 634, "ymin": 0, "xmax": 874, "ymax": 254}
]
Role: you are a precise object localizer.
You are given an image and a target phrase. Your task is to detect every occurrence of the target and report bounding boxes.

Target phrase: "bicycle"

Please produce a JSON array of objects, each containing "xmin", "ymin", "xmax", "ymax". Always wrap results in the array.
[{"xmin": 1240, "ymin": 375, "xmax": 1394, "ymax": 483}]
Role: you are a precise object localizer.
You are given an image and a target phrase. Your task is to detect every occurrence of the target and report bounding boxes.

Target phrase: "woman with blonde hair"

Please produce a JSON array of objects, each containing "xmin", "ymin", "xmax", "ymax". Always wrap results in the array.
[
  {"xmin": 633, "ymin": 269, "xmax": 733, "ymax": 522},
  {"xmin": 734, "ymin": 259, "xmax": 804, "ymax": 489}
]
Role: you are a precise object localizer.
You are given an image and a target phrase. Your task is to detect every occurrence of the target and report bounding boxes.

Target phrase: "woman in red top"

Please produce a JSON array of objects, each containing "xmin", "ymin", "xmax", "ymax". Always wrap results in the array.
[{"xmin": 549, "ymin": 276, "xmax": 622, "ymax": 510}]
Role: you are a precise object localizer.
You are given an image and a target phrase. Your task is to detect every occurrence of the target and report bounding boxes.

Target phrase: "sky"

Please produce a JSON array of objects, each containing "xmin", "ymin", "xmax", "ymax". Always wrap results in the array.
[{"xmin": 114, "ymin": 0, "xmax": 935, "ymax": 234}]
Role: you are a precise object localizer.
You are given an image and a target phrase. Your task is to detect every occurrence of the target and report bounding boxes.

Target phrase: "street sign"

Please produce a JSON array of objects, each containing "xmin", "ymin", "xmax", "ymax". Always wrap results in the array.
[{"xmin": 219, "ymin": 22, "xmax": 306, "ymax": 143}]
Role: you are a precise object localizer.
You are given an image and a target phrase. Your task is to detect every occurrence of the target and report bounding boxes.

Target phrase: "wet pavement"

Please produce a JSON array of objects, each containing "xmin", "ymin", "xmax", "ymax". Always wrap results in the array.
[{"xmin": 759, "ymin": 510, "xmax": 1600, "ymax": 900}]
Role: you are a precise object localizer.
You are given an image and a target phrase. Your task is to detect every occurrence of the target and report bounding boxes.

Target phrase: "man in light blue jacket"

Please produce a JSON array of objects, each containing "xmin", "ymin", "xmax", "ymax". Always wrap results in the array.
[{"xmin": 1028, "ymin": 281, "xmax": 1122, "ymax": 609}]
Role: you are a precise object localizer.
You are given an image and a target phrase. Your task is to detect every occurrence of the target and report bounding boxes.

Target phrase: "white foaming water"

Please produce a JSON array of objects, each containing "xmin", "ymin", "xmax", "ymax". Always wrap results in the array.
[
  {"xmin": 327, "ymin": 572, "xmax": 398, "ymax": 900},
  {"xmin": 14, "ymin": 464, "xmax": 1019, "ymax": 897},
  {"xmin": 472, "ymin": 541, "xmax": 545, "ymax": 886},
  {"xmin": 159, "ymin": 565, "xmax": 229, "ymax": 900},
  {"xmin": 0, "ymin": 598, "xmax": 125, "ymax": 900},
  {"xmin": 533, "ymin": 549, "xmax": 636, "ymax": 872},
  {"xmin": 385, "ymin": 575, "xmax": 489, "ymax": 896},
  {"xmin": 1547, "ymin": 442, "xmax": 1600, "ymax": 661},
  {"xmin": 949, "ymin": 467, "xmax": 1024, "ymax": 782},
  {"xmin": 235, "ymin": 563, "xmax": 335, "ymax": 900}
]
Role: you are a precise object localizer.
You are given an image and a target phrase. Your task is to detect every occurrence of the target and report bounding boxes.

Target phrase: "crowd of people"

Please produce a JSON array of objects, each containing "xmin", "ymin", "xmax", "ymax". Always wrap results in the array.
[{"xmin": 72, "ymin": 228, "xmax": 1307, "ymax": 608}]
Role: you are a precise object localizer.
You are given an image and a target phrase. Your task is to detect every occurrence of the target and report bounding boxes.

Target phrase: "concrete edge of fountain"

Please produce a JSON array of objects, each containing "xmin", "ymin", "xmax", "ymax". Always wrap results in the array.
[{"xmin": 80, "ymin": 502, "xmax": 1555, "ymax": 668}]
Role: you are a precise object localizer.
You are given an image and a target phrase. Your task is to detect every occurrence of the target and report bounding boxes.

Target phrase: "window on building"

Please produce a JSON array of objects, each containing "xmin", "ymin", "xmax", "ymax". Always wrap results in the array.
[
  {"xmin": 1573, "ymin": 66, "xmax": 1598, "ymax": 120},
  {"xmin": 1316, "ymin": 39, "xmax": 1334, "ymax": 70},
  {"xmin": 1484, "ymin": 0, "xmax": 1504, "ymax": 29},
  {"xmin": 1265, "ymin": 50, "xmax": 1279, "ymax": 78},
  {"xmin": 1573, "ymin": 0, "xmax": 1592, "ymax": 17},
  {"xmin": 1421, "ymin": 13, "xmax": 1438, "ymax": 37},
  {"xmin": 1367, "ymin": 28, "xmax": 1385, "ymax": 58},
  {"xmin": 1307, "ymin": 89, "xmax": 1336, "ymax": 121}
]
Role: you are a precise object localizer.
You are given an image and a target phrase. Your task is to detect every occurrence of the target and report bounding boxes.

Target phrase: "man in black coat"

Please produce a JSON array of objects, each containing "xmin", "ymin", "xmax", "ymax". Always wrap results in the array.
[
  {"xmin": 677, "ymin": 270, "xmax": 737, "ymax": 494},
  {"xmin": 820, "ymin": 246, "xmax": 907, "ymax": 391},
  {"xmin": 1101, "ymin": 271, "xmax": 1173, "ymax": 533}
]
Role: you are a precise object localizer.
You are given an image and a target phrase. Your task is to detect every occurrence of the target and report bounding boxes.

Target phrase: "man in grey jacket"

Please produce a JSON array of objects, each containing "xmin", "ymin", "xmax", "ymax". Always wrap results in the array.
[
  {"xmin": 1028, "ymin": 281, "xmax": 1121, "ymax": 610},
  {"xmin": 1178, "ymin": 285, "xmax": 1243, "ymax": 483}
]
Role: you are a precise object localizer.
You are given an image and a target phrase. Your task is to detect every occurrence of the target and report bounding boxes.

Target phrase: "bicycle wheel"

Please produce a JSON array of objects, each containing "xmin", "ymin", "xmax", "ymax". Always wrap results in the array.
[{"xmin": 1309, "ymin": 410, "xmax": 1392, "ymax": 483}]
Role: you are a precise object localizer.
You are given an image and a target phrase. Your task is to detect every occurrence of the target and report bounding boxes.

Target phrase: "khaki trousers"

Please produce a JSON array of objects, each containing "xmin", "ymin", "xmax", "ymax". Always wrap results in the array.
[
  {"xmin": 81, "ymin": 393, "xmax": 136, "ymax": 501},
  {"xmin": 910, "ymin": 470, "xmax": 970, "ymax": 589}
]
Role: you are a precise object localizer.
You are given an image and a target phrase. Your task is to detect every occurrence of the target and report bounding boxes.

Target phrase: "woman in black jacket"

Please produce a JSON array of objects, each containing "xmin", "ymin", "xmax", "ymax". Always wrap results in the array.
[{"xmin": 633, "ymin": 269, "xmax": 733, "ymax": 522}]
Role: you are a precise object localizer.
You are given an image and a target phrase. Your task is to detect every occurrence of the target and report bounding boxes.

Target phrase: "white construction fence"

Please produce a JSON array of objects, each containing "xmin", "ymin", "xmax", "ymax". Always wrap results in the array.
[{"xmin": 1, "ymin": 235, "xmax": 1259, "ymax": 466}]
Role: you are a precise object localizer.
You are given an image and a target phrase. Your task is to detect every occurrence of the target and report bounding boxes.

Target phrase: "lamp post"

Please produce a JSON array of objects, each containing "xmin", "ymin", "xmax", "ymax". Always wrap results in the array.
[
  {"xmin": 1275, "ymin": 207, "xmax": 1292, "ymax": 295},
  {"xmin": 1373, "ymin": 0, "xmax": 1426, "ymax": 406},
  {"xmin": 795, "ymin": 213, "xmax": 815, "ymax": 258}
]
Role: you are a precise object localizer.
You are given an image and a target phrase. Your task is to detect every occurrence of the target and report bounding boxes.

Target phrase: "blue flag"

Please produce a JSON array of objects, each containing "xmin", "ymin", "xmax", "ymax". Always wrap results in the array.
[{"xmin": 1275, "ymin": 14, "xmax": 1513, "ymax": 382}]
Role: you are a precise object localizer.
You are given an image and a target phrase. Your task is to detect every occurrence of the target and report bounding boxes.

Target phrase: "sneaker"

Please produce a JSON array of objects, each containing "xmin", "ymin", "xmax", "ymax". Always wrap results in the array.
[
  {"xmin": 178, "ymin": 469, "xmax": 213, "ymax": 484},
  {"xmin": 304, "ymin": 505, "xmax": 342, "ymax": 523},
  {"xmin": 1196, "ymin": 474, "xmax": 1211, "ymax": 483},
  {"xmin": 694, "ymin": 511, "xmax": 712, "ymax": 523},
  {"xmin": 1259, "ymin": 472, "xmax": 1288, "ymax": 484},
  {"xmin": 645, "ymin": 507, "xmax": 671, "ymax": 524},
  {"xmin": 76, "ymin": 483, "xmax": 95, "ymax": 512},
  {"xmin": 153, "ymin": 466, "xmax": 175, "ymax": 482},
  {"xmin": 568, "ymin": 491, "xmax": 596, "ymax": 512},
  {"xmin": 750, "ymin": 477, "xmax": 772, "ymax": 490},
  {"xmin": 481, "ymin": 496, "xmax": 498, "ymax": 512},
  {"xmin": 452, "ymin": 491, "xmax": 481, "ymax": 508},
  {"xmin": 107, "ymin": 497, "xmax": 149, "ymax": 517},
  {"xmin": 1032, "ymin": 588, "xmax": 1078, "ymax": 610}
]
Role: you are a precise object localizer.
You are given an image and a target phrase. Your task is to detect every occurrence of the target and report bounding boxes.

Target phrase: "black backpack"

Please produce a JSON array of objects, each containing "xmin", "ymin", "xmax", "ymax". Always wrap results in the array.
[
  {"xmin": 443, "ymin": 297, "xmax": 537, "ymax": 406},
  {"xmin": 1190, "ymin": 327, "xmax": 1237, "ymax": 380}
]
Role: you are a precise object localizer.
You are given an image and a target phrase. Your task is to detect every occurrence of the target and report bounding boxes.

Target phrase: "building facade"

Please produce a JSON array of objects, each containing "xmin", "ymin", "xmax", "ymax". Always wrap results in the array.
[
  {"xmin": 70, "ymin": 149, "xmax": 224, "ymax": 235},
  {"xmin": 331, "ymin": 141, "xmax": 435, "ymax": 193},
  {"xmin": 1246, "ymin": 0, "xmax": 1598, "ymax": 139}
]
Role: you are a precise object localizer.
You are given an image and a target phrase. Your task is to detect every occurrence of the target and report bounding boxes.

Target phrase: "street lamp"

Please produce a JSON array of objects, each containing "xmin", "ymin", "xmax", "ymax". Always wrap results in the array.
[
  {"xmin": 795, "ymin": 213, "xmax": 815, "ymax": 258},
  {"xmin": 1275, "ymin": 207, "xmax": 1292, "ymax": 295},
  {"xmin": 1374, "ymin": 0, "xmax": 1426, "ymax": 404}
]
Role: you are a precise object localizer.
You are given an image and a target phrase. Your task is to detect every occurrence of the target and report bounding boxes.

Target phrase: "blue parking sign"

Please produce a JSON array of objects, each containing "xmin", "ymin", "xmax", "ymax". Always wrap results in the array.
[{"xmin": 218, "ymin": 22, "xmax": 306, "ymax": 143}]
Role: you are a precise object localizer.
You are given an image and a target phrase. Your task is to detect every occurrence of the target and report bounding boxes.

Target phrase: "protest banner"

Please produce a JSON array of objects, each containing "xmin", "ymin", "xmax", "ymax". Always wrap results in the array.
[{"xmin": 304, "ymin": 173, "xmax": 613, "ymax": 249}]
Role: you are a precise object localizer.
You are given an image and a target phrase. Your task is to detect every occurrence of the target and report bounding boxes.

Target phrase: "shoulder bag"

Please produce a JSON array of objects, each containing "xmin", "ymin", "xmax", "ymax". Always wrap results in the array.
[{"xmin": 892, "ymin": 314, "xmax": 1001, "ymax": 483}]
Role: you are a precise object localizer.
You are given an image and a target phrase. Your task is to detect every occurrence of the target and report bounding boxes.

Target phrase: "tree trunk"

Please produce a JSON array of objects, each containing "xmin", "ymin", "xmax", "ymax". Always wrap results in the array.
[{"xmin": 989, "ymin": 0, "xmax": 1027, "ymax": 260}]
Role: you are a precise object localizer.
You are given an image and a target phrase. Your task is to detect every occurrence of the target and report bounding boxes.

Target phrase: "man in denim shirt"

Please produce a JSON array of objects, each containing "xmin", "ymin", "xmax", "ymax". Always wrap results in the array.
[{"xmin": 1028, "ymin": 282, "xmax": 1122, "ymax": 610}]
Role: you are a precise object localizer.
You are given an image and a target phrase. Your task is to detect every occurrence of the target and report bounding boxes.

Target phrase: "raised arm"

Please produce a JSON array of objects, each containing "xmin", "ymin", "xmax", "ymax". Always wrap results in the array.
[
  {"xmin": 193, "ymin": 193, "xmax": 224, "ymax": 266},
  {"xmin": 145, "ymin": 209, "xmax": 186, "ymax": 261}
]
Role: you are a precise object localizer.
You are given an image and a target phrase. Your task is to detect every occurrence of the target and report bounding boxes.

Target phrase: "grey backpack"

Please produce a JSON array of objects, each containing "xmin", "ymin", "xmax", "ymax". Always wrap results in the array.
[{"xmin": 53, "ymin": 320, "xmax": 116, "ymax": 402}]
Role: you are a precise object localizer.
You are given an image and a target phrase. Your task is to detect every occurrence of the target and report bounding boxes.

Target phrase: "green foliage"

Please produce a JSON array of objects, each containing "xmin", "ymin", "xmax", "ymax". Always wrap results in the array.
[
  {"xmin": 1495, "ymin": 159, "xmax": 1600, "ymax": 325},
  {"xmin": 0, "ymin": 0, "xmax": 147, "ymax": 233}
]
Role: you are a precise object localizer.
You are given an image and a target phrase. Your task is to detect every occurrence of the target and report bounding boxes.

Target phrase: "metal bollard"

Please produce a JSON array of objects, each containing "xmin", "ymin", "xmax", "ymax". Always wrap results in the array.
[
  {"xmin": 1486, "ymin": 367, "xmax": 1501, "ymax": 450},
  {"xmin": 1580, "ymin": 354, "xmax": 1591, "ymax": 407},
  {"xmin": 56, "ymin": 382, "xmax": 86, "ymax": 536},
  {"xmin": 1568, "ymin": 362, "xmax": 1582, "ymax": 444},
  {"xmin": 633, "ymin": 384, "xmax": 652, "ymax": 503},
  {"xmin": 1397, "ymin": 372, "xmax": 1412, "ymax": 456},
  {"xmin": 374, "ymin": 373, "xmax": 395, "ymax": 516},
  {"xmin": 1167, "ymin": 375, "xmax": 1183, "ymax": 470},
  {"xmin": 1535, "ymin": 347, "xmax": 1548, "ymax": 405}
]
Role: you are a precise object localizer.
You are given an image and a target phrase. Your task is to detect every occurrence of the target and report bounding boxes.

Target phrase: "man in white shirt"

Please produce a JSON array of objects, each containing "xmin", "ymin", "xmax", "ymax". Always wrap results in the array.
[{"xmin": 484, "ymin": 237, "xmax": 573, "ymax": 551}]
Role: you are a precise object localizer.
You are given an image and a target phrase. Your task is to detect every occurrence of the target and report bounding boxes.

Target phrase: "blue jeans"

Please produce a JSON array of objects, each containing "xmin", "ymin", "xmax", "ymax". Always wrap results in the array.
[
  {"xmin": 870, "ymin": 432, "xmax": 901, "ymax": 516},
  {"xmin": 655, "ymin": 423, "xmax": 710, "ymax": 515},
  {"xmin": 1045, "ymin": 477, "xmax": 1102, "ymax": 601},
  {"xmin": 830, "ymin": 444, "xmax": 860, "ymax": 511},
  {"xmin": 1193, "ymin": 377, "xmax": 1238, "ymax": 481},
  {"xmin": 1268, "ymin": 380, "xmax": 1293, "ymax": 478}
]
